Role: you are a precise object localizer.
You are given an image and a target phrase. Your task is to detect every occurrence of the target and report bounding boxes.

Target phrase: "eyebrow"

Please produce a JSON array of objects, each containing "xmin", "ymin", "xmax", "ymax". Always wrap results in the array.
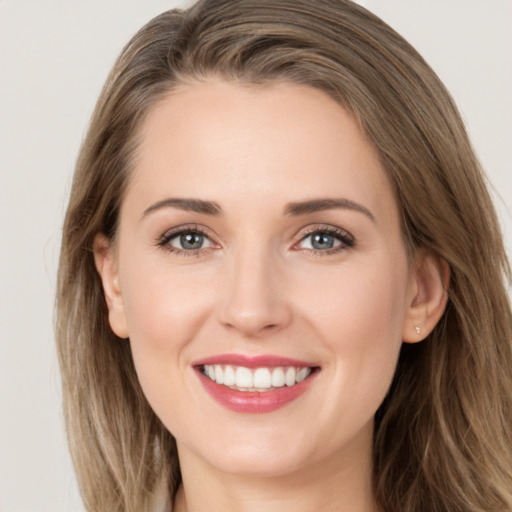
[
  {"xmin": 141, "ymin": 196, "xmax": 375, "ymax": 222},
  {"xmin": 142, "ymin": 197, "xmax": 223, "ymax": 218},
  {"xmin": 284, "ymin": 198, "xmax": 375, "ymax": 222}
]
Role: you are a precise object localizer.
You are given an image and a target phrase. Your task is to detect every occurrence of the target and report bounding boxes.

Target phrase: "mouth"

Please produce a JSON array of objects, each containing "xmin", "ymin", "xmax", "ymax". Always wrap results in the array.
[
  {"xmin": 193, "ymin": 354, "xmax": 320, "ymax": 413},
  {"xmin": 200, "ymin": 364, "xmax": 315, "ymax": 392}
]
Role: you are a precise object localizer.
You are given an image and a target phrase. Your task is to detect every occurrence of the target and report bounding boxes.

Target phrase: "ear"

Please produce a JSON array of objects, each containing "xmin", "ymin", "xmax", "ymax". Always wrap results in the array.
[
  {"xmin": 93, "ymin": 233, "xmax": 129, "ymax": 339},
  {"xmin": 402, "ymin": 250, "xmax": 449, "ymax": 343}
]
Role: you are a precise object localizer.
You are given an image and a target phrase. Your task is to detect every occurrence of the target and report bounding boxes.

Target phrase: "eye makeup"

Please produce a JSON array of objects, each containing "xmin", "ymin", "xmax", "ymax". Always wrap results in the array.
[
  {"xmin": 155, "ymin": 221, "xmax": 355, "ymax": 258},
  {"xmin": 293, "ymin": 224, "xmax": 355, "ymax": 256},
  {"xmin": 156, "ymin": 223, "xmax": 218, "ymax": 257}
]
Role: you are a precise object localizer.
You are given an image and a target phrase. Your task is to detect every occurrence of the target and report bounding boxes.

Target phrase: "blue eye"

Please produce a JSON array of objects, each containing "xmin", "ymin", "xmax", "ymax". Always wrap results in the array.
[
  {"xmin": 173, "ymin": 232, "xmax": 209, "ymax": 250},
  {"xmin": 160, "ymin": 229, "xmax": 213, "ymax": 252},
  {"xmin": 297, "ymin": 228, "xmax": 354, "ymax": 252},
  {"xmin": 307, "ymin": 233, "xmax": 338, "ymax": 250}
]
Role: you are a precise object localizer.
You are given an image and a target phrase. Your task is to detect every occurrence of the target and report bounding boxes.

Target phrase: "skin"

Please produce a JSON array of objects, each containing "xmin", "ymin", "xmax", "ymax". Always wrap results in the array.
[{"xmin": 95, "ymin": 80, "xmax": 448, "ymax": 512}]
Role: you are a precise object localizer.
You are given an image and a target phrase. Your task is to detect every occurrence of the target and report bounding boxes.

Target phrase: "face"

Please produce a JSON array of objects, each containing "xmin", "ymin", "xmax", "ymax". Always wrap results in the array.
[{"xmin": 96, "ymin": 80, "xmax": 429, "ymax": 479}]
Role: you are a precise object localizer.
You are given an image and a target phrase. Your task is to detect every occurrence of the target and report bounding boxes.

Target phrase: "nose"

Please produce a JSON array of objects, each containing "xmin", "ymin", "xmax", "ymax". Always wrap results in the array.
[{"xmin": 218, "ymin": 247, "xmax": 292, "ymax": 338}]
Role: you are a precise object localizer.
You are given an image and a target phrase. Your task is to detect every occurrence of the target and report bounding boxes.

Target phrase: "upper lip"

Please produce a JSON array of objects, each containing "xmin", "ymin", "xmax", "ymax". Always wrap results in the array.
[{"xmin": 193, "ymin": 353, "xmax": 318, "ymax": 369}]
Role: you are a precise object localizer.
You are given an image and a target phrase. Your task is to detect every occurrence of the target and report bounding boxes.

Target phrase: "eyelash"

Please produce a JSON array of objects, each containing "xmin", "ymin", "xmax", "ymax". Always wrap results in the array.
[
  {"xmin": 157, "ymin": 224, "xmax": 214, "ymax": 257},
  {"xmin": 293, "ymin": 225, "xmax": 355, "ymax": 255},
  {"xmin": 156, "ymin": 224, "xmax": 355, "ymax": 257}
]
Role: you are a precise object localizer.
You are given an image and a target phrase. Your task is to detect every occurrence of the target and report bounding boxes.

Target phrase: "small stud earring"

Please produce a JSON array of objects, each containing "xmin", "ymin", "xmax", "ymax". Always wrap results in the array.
[{"xmin": 415, "ymin": 326, "xmax": 421, "ymax": 334}]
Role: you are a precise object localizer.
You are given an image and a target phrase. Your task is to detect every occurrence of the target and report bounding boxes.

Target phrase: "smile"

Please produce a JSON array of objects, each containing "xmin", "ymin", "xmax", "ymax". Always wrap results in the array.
[
  {"xmin": 193, "ymin": 354, "xmax": 319, "ymax": 413},
  {"xmin": 202, "ymin": 364, "xmax": 312, "ymax": 391}
]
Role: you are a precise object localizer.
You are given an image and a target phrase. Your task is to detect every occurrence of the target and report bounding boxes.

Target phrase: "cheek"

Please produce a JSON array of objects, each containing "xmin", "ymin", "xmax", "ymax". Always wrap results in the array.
[
  {"xmin": 121, "ymin": 257, "xmax": 213, "ymax": 346},
  {"xmin": 298, "ymin": 253, "xmax": 409, "ymax": 343},
  {"xmin": 118, "ymin": 258, "xmax": 216, "ymax": 407},
  {"xmin": 297, "ymin": 254, "xmax": 409, "ymax": 414}
]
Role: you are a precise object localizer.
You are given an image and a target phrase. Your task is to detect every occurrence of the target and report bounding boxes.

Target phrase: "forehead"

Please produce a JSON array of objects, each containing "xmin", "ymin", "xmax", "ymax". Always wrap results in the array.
[{"xmin": 127, "ymin": 79, "xmax": 397, "ymax": 221}]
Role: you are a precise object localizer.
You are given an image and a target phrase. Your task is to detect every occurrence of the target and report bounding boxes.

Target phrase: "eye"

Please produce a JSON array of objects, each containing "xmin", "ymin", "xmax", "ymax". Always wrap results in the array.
[
  {"xmin": 157, "ymin": 225, "xmax": 215, "ymax": 255},
  {"xmin": 294, "ymin": 227, "xmax": 354, "ymax": 253},
  {"xmin": 300, "ymin": 232, "xmax": 340, "ymax": 250},
  {"xmin": 169, "ymin": 231, "xmax": 211, "ymax": 251}
]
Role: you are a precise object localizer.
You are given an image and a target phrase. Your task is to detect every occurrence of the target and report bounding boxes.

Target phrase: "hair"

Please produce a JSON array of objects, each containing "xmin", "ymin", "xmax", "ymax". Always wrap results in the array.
[{"xmin": 56, "ymin": 1, "xmax": 512, "ymax": 511}]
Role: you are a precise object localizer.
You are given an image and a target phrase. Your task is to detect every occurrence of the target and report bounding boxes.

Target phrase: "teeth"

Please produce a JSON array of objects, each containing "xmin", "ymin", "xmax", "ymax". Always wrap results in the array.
[
  {"xmin": 203, "ymin": 364, "xmax": 312, "ymax": 391},
  {"xmin": 235, "ymin": 367, "xmax": 253, "ymax": 388},
  {"xmin": 285, "ymin": 367, "xmax": 296, "ymax": 387},
  {"xmin": 296, "ymin": 367, "xmax": 310, "ymax": 383},
  {"xmin": 215, "ymin": 365, "xmax": 224, "ymax": 385},
  {"xmin": 271, "ymin": 367, "xmax": 285, "ymax": 387},
  {"xmin": 224, "ymin": 365, "xmax": 236, "ymax": 386},
  {"xmin": 253, "ymin": 368, "xmax": 272, "ymax": 389}
]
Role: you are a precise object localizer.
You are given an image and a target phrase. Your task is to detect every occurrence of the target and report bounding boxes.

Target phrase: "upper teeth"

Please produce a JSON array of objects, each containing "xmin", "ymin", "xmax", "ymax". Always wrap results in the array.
[{"xmin": 203, "ymin": 365, "xmax": 312, "ymax": 391}]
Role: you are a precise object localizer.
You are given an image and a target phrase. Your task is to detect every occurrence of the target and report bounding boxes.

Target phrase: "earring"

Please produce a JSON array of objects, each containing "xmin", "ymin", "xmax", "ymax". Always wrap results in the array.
[{"xmin": 415, "ymin": 326, "xmax": 421, "ymax": 334}]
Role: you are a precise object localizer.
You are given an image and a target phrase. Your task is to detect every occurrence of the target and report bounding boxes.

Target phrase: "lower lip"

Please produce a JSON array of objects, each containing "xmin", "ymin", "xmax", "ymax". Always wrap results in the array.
[{"xmin": 196, "ymin": 369, "xmax": 317, "ymax": 413}]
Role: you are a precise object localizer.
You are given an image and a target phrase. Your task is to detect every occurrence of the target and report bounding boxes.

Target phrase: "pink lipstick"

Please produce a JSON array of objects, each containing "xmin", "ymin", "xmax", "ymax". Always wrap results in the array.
[{"xmin": 193, "ymin": 354, "xmax": 319, "ymax": 413}]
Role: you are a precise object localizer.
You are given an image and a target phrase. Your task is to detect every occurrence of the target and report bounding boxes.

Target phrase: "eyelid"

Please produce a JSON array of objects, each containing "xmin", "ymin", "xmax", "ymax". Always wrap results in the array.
[
  {"xmin": 156, "ymin": 222, "xmax": 354, "ymax": 256},
  {"xmin": 157, "ymin": 223, "xmax": 220, "ymax": 254},
  {"xmin": 292, "ymin": 224, "xmax": 355, "ymax": 253}
]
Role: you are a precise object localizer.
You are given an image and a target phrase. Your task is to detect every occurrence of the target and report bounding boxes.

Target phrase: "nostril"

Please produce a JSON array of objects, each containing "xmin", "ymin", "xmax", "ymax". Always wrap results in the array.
[{"xmin": 223, "ymin": 321, "xmax": 278, "ymax": 333}]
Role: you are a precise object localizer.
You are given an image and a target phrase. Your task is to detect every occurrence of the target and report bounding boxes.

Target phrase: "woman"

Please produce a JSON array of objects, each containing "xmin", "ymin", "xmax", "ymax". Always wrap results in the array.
[{"xmin": 55, "ymin": 1, "xmax": 512, "ymax": 511}]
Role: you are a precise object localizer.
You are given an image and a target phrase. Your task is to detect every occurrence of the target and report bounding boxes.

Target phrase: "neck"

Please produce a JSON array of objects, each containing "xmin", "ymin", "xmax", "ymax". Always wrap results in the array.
[{"xmin": 173, "ymin": 424, "xmax": 377, "ymax": 512}]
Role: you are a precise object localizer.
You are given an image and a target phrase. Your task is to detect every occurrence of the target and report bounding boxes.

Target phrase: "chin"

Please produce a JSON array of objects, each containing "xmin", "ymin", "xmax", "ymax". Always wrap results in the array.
[
  {"xmin": 207, "ymin": 445, "xmax": 312, "ymax": 478},
  {"xmin": 175, "ymin": 421, "xmax": 318, "ymax": 478}
]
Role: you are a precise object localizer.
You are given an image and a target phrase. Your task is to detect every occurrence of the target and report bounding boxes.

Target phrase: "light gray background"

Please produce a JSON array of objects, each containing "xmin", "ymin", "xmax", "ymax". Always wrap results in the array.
[{"xmin": 1, "ymin": 1, "xmax": 510, "ymax": 511}]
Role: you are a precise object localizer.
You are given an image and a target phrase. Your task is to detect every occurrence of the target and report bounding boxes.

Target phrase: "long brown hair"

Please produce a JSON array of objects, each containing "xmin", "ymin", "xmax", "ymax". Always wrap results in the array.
[{"xmin": 56, "ymin": 1, "xmax": 512, "ymax": 510}]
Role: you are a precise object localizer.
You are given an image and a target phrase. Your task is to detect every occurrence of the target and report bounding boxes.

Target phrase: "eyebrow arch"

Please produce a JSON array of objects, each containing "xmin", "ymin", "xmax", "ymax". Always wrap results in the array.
[
  {"xmin": 284, "ymin": 198, "xmax": 375, "ymax": 222},
  {"xmin": 142, "ymin": 197, "xmax": 223, "ymax": 218}
]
